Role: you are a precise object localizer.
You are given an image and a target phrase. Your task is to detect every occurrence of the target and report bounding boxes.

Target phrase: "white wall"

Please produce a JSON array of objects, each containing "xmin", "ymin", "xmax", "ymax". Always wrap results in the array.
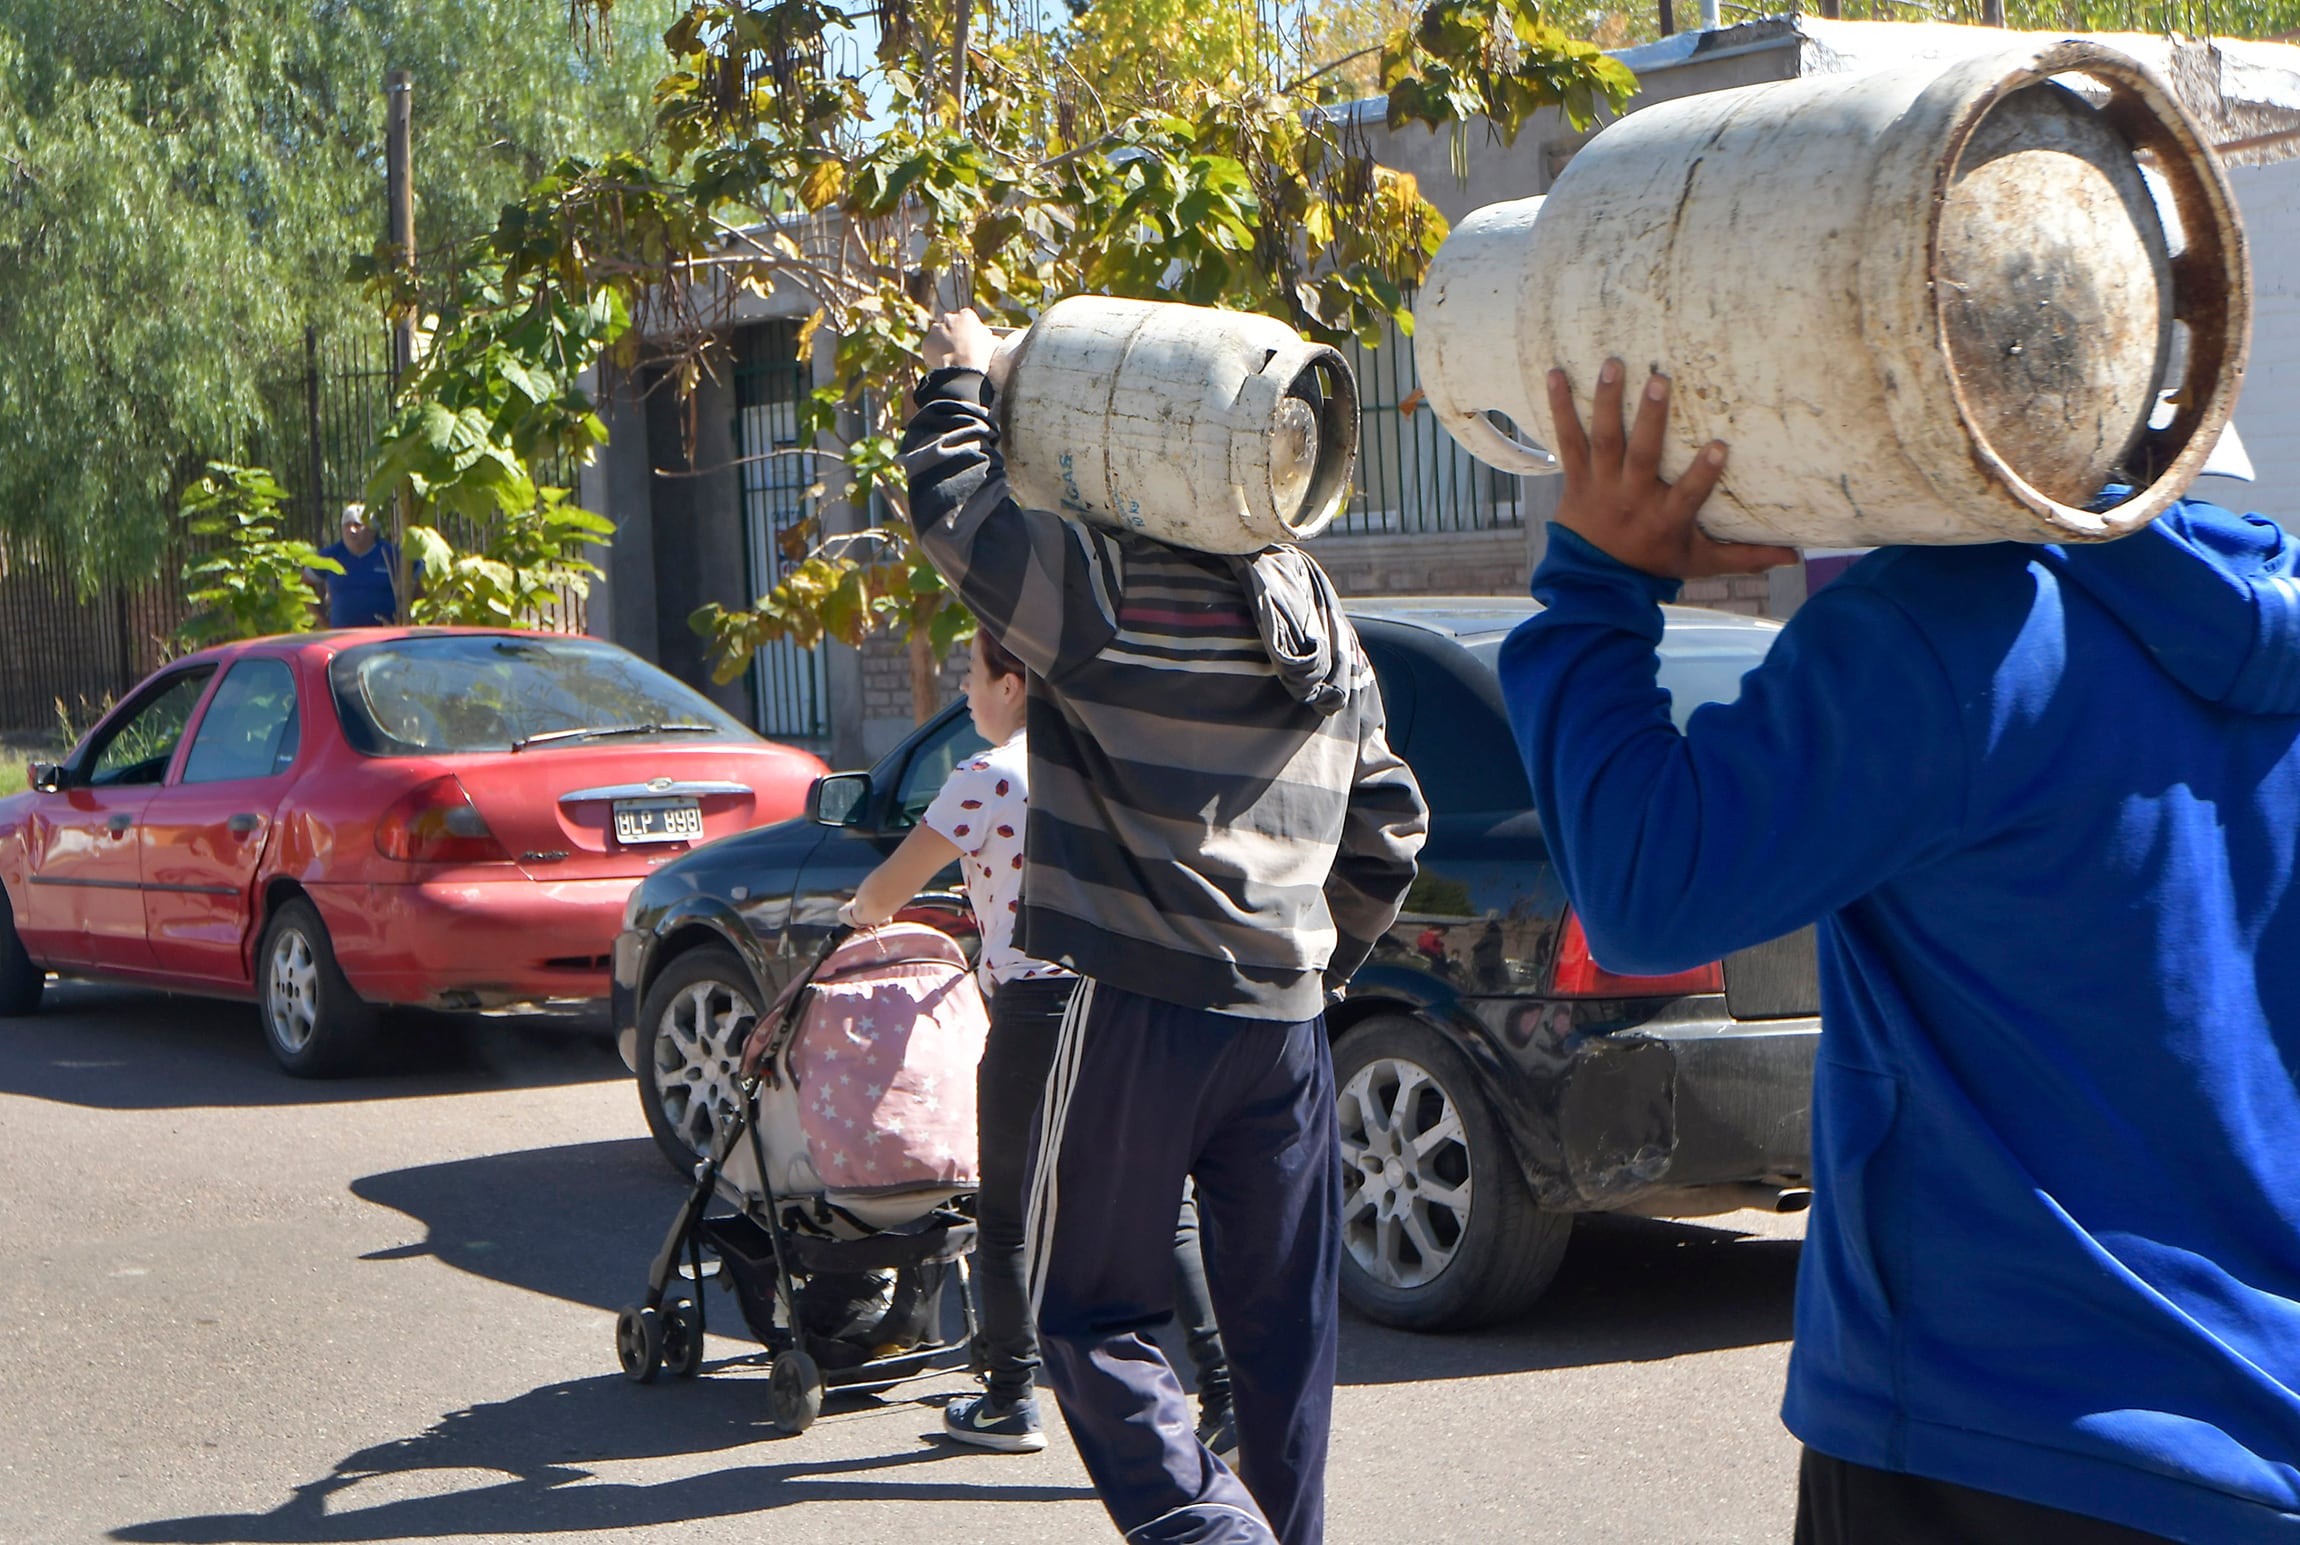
[{"xmin": 2199, "ymin": 159, "xmax": 2300, "ymax": 529}]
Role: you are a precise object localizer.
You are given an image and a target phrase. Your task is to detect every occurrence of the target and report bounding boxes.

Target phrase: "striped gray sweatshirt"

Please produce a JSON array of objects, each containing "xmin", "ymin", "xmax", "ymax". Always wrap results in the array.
[{"xmin": 903, "ymin": 367, "xmax": 1428, "ymax": 1021}]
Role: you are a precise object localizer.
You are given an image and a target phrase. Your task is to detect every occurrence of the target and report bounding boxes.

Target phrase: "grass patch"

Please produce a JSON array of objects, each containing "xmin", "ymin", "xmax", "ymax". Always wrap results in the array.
[{"xmin": 0, "ymin": 735, "xmax": 65, "ymax": 798}]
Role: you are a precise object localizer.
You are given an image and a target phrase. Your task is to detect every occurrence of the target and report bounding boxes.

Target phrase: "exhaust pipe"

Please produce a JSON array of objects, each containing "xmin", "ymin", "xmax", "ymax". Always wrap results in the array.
[{"xmin": 1619, "ymin": 1182, "xmax": 1813, "ymax": 1219}]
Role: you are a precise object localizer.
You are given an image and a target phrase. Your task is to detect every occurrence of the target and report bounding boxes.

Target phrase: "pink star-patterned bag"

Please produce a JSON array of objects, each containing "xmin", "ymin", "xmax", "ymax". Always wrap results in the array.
[{"xmin": 783, "ymin": 923, "xmax": 991, "ymax": 1197}]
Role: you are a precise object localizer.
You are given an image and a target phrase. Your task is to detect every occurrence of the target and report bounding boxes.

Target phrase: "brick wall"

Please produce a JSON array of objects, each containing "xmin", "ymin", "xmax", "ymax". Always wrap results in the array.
[
  {"xmin": 1309, "ymin": 527, "xmax": 1535, "ymax": 598},
  {"xmin": 1675, "ymin": 574, "xmax": 1775, "ymax": 616},
  {"xmin": 857, "ymin": 632, "xmax": 970, "ymax": 758}
]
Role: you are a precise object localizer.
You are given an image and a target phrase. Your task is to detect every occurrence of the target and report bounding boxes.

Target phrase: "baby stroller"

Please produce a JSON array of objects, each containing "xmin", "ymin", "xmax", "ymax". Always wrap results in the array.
[{"xmin": 614, "ymin": 922, "xmax": 990, "ymax": 1433}]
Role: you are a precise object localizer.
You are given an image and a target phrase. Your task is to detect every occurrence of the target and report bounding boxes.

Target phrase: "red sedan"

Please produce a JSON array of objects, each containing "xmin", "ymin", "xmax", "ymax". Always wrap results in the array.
[{"xmin": 0, "ymin": 628, "xmax": 827, "ymax": 1075}]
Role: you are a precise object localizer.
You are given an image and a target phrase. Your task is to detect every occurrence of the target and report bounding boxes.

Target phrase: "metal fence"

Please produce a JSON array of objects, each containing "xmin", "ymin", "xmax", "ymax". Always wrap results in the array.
[
  {"xmin": 734, "ymin": 322, "xmax": 831, "ymax": 744},
  {"xmin": 0, "ymin": 550, "xmax": 186, "ymax": 738},
  {"xmin": 0, "ymin": 326, "xmax": 588, "ymax": 734},
  {"xmin": 0, "ymin": 330, "xmax": 394, "ymax": 734},
  {"xmin": 247, "ymin": 329, "xmax": 402, "ymax": 546},
  {"xmin": 1332, "ymin": 319, "xmax": 1525, "ymax": 537}
]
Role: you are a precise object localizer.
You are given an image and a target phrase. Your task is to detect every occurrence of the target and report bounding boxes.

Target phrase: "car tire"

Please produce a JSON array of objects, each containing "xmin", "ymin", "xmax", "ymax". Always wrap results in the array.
[
  {"xmin": 637, "ymin": 944, "xmax": 760, "ymax": 1175},
  {"xmin": 0, "ymin": 889, "xmax": 44, "ymax": 1018},
  {"xmin": 257, "ymin": 898, "xmax": 378, "ymax": 1077},
  {"xmin": 1332, "ymin": 1013, "xmax": 1572, "ymax": 1331}
]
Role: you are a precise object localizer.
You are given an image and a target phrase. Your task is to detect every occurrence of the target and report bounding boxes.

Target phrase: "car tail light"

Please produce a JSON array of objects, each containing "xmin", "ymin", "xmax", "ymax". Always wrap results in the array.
[
  {"xmin": 375, "ymin": 775, "xmax": 511, "ymax": 864},
  {"xmin": 1550, "ymin": 909, "xmax": 1724, "ymax": 997}
]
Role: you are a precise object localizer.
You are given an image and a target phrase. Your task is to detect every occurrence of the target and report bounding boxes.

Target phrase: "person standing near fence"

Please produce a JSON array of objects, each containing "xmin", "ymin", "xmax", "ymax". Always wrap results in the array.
[
  {"xmin": 307, "ymin": 504, "xmax": 417, "ymax": 628},
  {"xmin": 903, "ymin": 307, "xmax": 1427, "ymax": 1545}
]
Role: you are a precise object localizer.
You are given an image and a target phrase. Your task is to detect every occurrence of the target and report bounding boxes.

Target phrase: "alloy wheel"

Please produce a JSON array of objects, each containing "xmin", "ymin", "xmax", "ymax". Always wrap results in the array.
[
  {"xmin": 1337, "ymin": 1054, "xmax": 1475, "ymax": 1290},
  {"xmin": 266, "ymin": 928, "xmax": 320, "ymax": 1054},
  {"xmin": 651, "ymin": 977, "xmax": 756, "ymax": 1160}
]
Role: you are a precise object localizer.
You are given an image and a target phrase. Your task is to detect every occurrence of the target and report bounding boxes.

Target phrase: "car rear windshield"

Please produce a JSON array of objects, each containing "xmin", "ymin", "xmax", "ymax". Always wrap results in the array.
[
  {"xmin": 1464, "ymin": 624, "xmax": 1776, "ymax": 729},
  {"xmin": 330, "ymin": 634, "xmax": 756, "ymax": 756}
]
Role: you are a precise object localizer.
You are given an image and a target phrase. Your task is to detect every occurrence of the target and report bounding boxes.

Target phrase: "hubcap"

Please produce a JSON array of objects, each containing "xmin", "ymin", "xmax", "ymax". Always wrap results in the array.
[
  {"xmin": 266, "ymin": 928, "xmax": 320, "ymax": 1054},
  {"xmin": 1337, "ymin": 1054, "xmax": 1473, "ymax": 1289},
  {"xmin": 652, "ymin": 977, "xmax": 756, "ymax": 1159}
]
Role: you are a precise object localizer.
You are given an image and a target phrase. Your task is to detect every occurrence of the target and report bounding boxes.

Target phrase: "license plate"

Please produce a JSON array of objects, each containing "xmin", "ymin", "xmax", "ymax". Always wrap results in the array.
[{"xmin": 613, "ymin": 797, "xmax": 704, "ymax": 845}]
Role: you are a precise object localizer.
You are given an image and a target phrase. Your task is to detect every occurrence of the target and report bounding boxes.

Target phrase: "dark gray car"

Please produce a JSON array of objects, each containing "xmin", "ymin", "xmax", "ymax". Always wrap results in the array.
[{"xmin": 611, "ymin": 597, "xmax": 1819, "ymax": 1331}]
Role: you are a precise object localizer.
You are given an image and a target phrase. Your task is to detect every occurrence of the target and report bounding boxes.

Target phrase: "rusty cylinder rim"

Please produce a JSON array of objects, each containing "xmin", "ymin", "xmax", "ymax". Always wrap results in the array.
[
  {"xmin": 1926, "ymin": 40, "xmax": 2251, "ymax": 541},
  {"xmin": 1282, "ymin": 345, "xmax": 1361, "ymax": 542}
]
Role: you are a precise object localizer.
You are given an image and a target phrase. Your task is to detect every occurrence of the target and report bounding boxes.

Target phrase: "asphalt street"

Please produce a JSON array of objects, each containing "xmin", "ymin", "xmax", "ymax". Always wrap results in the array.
[{"xmin": 0, "ymin": 980, "xmax": 1806, "ymax": 1545}]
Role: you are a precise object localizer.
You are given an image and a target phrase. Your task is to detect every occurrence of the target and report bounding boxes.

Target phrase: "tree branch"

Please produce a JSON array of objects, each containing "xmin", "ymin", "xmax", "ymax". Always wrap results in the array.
[
  {"xmin": 649, "ymin": 446, "xmax": 845, "ymax": 478},
  {"xmin": 1281, "ymin": 43, "xmax": 1386, "ymax": 97}
]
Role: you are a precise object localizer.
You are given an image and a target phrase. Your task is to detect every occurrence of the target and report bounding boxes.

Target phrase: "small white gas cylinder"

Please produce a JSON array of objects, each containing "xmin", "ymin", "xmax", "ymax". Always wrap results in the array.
[{"xmin": 988, "ymin": 296, "xmax": 1359, "ymax": 553}]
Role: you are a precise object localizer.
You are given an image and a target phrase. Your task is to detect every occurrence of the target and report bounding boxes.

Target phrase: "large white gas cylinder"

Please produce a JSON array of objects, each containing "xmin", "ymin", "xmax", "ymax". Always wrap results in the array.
[
  {"xmin": 988, "ymin": 296, "xmax": 1359, "ymax": 553},
  {"xmin": 1413, "ymin": 39, "xmax": 2250, "ymax": 546}
]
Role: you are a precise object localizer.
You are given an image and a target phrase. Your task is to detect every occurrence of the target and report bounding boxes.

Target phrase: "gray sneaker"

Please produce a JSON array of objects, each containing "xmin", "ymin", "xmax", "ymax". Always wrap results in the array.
[
  {"xmin": 1196, "ymin": 1399, "xmax": 1238, "ymax": 1462},
  {"xmin": 944, "ymin": 1392, "xmax": 1047, "ymax": 1453}
]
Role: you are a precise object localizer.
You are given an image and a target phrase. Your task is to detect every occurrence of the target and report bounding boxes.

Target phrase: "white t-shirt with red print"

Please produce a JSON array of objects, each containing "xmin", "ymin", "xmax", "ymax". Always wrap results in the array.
[{"xmin": 920, "ymin": 730, "xmax": 1074, "ymax": 996}]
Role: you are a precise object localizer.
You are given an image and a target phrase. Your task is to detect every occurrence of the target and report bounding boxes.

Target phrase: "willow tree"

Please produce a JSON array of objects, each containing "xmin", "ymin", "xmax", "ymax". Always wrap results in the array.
[{"xmin": 0, "ymin": 0, "xmax": 679, "ymax": 587}]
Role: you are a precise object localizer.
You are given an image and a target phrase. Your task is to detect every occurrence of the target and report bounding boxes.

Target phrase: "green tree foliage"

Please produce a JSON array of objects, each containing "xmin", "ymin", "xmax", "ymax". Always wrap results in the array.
[
  {"xmin": 363, "ymin": 272, "xmax": 628, "ymax": 629},
  {"xmin": 401, "ymin": 0, "xmax": 1630, "ymax": 714},
  {"xmin": 0, "ymin": 0, "xmax": 677, "ymax": 586},
  {"xmin": 404, "ymin": 490, "xmax": 614, "ymax": 630},
  {"xmin": 177, "ymin": 463, "xmax": 338, "ymax": 645}
]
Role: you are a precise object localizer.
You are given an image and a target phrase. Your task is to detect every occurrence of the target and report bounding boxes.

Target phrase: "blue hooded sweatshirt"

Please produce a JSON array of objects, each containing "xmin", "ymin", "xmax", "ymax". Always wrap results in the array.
[{"xmin": 1498, "ymin": 504, "xmax": 2300, "ymax": 1543}]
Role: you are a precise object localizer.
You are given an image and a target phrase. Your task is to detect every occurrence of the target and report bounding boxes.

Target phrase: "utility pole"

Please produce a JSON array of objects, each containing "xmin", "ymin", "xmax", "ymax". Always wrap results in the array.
[
  {"xmin": 386, "ymin": 70, "xmax": 416, "ymax": 378},
  {"xmin": 1982, "ymin": 0, "xmax": 2006, "ymax": 21},
  {"xmin": 384, "ymin": 69, "xmax": 416, "ymax": 624}
]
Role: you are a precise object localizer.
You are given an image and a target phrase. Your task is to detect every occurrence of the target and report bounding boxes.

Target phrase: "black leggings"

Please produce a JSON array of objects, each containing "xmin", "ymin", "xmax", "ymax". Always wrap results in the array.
[
  {"xmin": 973, "ymin": 977, "xmax": 1230, "ymax": 1405},
  {"xmin": 1795, "ymin": 1449, "xmax": 2181, "ymax": 1545}
]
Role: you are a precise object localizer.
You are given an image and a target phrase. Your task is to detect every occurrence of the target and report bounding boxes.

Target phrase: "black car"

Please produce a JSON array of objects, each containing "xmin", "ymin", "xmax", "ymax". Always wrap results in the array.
[{"xmin": 612, "ymin": 597, "xmax": 1819, "ymax": 1331}]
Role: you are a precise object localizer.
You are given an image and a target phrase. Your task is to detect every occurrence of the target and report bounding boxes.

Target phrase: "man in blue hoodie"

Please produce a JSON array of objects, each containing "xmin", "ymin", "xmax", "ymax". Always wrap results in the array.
[{"xmin": 1498, "ymin": 360, "xmax": 2300, "ymax": 1545}]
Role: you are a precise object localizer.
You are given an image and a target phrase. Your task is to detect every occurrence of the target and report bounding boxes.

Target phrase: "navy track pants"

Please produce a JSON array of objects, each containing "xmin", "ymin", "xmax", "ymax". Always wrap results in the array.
[{"xmin": 1025, "ymin": 980, "xmax": 1340, "ymax": 1545}]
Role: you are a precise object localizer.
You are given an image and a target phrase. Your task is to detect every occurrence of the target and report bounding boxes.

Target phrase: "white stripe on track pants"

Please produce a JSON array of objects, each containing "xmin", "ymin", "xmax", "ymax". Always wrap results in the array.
[{"xmin": 1021, "ymin": 979, "xmax": 1340, "ymax": 1545}]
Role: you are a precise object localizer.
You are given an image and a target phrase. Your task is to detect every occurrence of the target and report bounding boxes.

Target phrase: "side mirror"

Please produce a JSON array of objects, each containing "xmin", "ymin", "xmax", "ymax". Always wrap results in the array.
[
  {"xmin": 26, "ymin": 763, "xmax": 60, "ymax": 793},
  {"xmin": 809, "ymin": 773, "xmax": 872, "ymax": 828}
]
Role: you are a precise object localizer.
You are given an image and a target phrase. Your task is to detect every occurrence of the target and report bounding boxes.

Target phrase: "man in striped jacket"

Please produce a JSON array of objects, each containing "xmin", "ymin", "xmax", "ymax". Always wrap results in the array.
[{"xmin": 904, "ymin": 308, "xmax": 1428, "ymax": 1545}]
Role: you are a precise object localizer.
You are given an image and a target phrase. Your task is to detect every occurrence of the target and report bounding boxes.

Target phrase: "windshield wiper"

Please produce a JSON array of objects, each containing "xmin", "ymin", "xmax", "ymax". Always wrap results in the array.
[{"xmin": 510, "ymin": 722, "xmax": 718, "ymax": 752}]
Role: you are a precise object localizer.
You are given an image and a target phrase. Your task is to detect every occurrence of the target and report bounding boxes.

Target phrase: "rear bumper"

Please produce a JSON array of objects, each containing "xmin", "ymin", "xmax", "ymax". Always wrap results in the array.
[
  {"xmin": 312, "ymin": 876, "xmax": 638, "ymax": 1009},
  {"xmin": 1464, "ymin": 996, "xmax": 1820, "ymax": 1211}
]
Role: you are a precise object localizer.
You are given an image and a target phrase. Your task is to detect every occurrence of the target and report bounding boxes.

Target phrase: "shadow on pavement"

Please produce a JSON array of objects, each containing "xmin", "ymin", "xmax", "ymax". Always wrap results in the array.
[
  {"xmin": 0, "ymin": 980, "xmax": 626, "ymax": 1111},
  {"xmin": 1339, "ymin": 1213, "xmax": 1801, "ymax": 1385},
  {"xmin": 105, "ymin": 1144, "xmax": 1095, "ymax": 1542},
  {"xmin": 110, "ymin": 1369, "xmax": 1095, "ymax": 1543},
  {"xmin": 352, "ymin": 1137, "xmax": 1799, "ymax": 1387},
  {"xmin": 350, "ymin": 1137, "xmax": 679, "ymax": 1313}
]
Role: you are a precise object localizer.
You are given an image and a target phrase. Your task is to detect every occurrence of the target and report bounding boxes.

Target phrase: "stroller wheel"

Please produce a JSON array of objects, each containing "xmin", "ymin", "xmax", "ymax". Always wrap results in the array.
[
  {"xmin": 662, "ymin": 1299, "xmax": 706, "ymax": 1380},
  {"xmin": 768, "ymin": 1348, "xmax": 824, "ymax": 1433},
  {"xmin": 616, "ymin": 1305, "xmax": 664, "ymax": 1384}
]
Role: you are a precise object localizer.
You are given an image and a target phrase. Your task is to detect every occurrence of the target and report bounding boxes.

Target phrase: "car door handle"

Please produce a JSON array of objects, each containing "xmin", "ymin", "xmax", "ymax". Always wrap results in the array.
[
  {"xmin": 226, "ymin": 813, "xmax": 260, "ymax": 836},
  {"xmin": 107, "ymin": 813, "xmax": 133, "ymax": 835}
]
